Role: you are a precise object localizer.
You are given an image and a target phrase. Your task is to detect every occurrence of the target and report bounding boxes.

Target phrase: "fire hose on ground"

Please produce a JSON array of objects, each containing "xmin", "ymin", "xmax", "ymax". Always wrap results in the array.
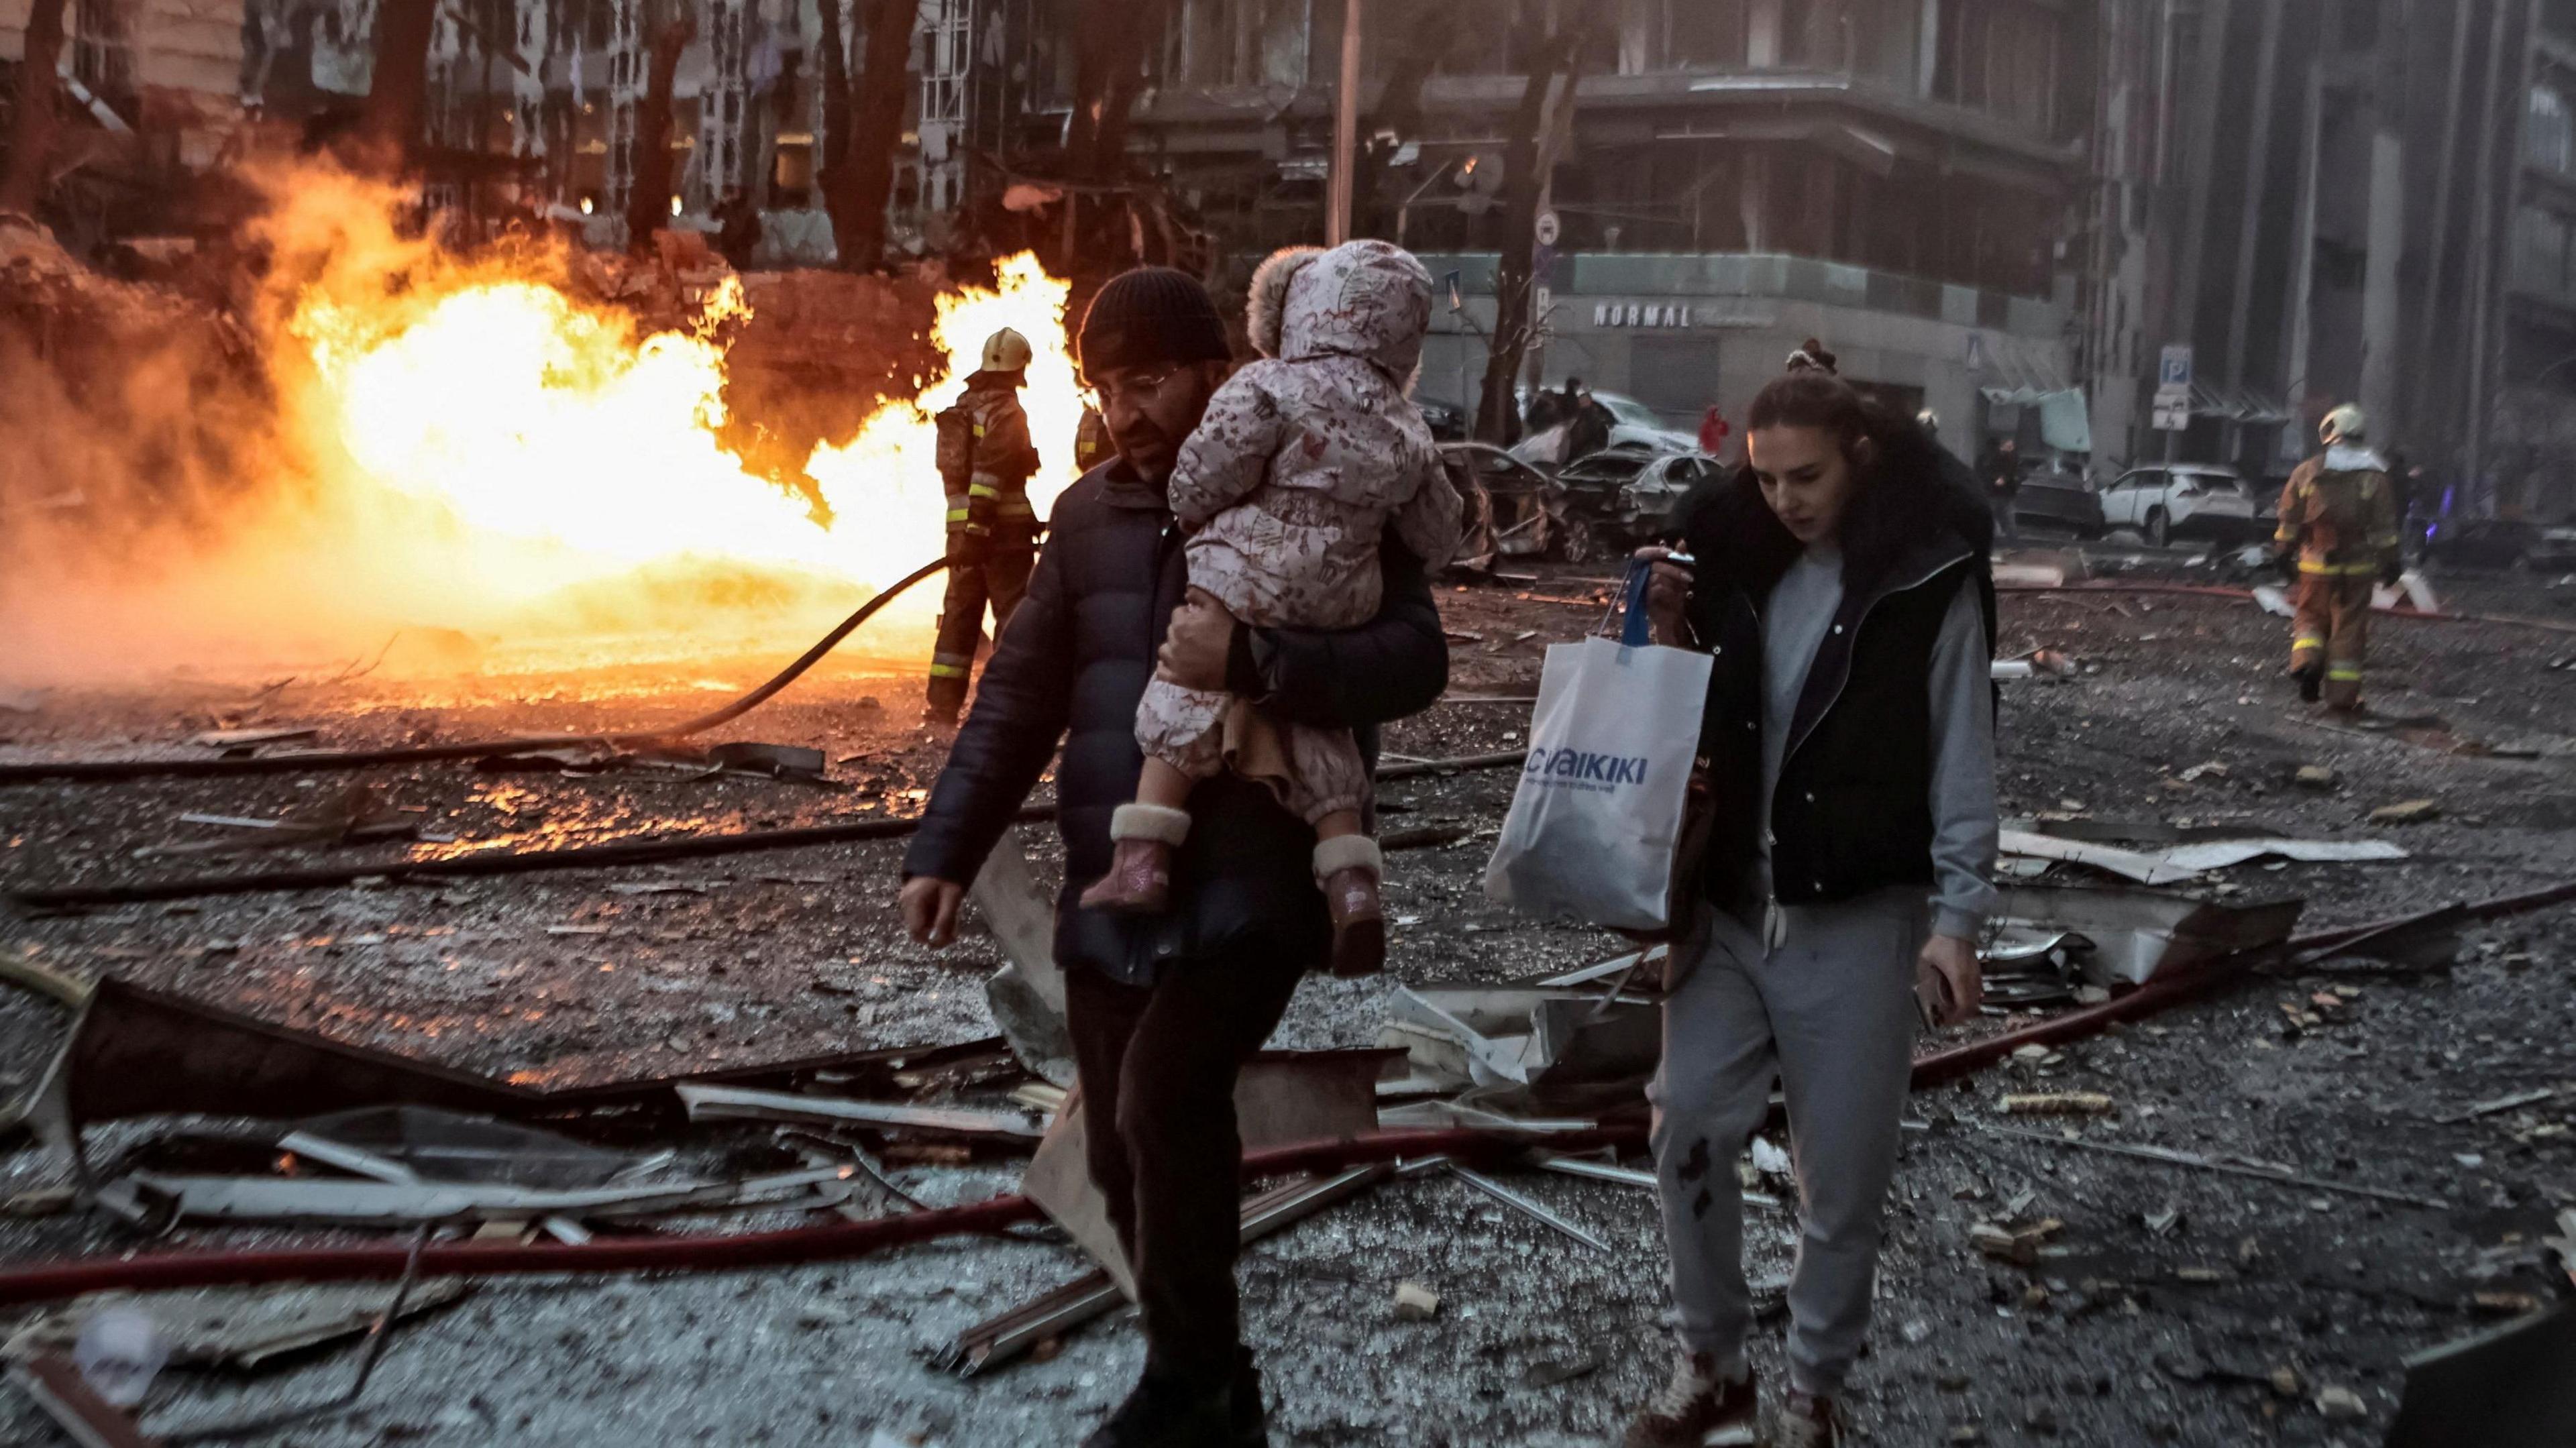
[
  {"xmin": 1, "ymin": 873, "xmax": 2571, "ymax": 1307},
  {"xmin": 0, "ymin": 555, "xmax": 957, "ymax": 786},
  {"xmin": 3, "ymin": 752, "xmax": 1529, "ymax": 911}
]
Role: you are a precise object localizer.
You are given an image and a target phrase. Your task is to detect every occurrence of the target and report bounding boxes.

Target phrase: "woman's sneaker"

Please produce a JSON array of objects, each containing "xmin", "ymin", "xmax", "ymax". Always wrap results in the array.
[
  {"xmin": 1621, "ymin": 1353, "xmax": 1757, "ymax": 1446},
  {"xmin": 1774, "ymin": 1390, "xmax": 1839, "ymax": 1448}
]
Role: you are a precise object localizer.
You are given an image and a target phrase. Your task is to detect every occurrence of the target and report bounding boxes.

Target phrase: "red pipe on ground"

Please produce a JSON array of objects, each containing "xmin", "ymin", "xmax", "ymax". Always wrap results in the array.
[
  {"xmin": 0, "ymin": 1127, "xmax": 1635, "ymax": 1307},
  {"xmin": 7, "ymin": 883, "xmax": 2570, "ymax": 1308}
]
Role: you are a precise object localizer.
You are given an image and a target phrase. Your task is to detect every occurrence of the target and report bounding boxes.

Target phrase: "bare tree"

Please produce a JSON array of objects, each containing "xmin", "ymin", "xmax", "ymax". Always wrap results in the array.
[
  {"xmin": 0, "ymin": 0, "xmax": 68, "ymax": 213},
  {"xmin": 359, "ymin": 0, "xmax": 439, "ymax": 172},
  {"xmin": 1474, "ymin": 18, "xmax": 1590, "ymax": 445},
  {"xmin": 625, "ymin": 0, "xmax": 698, "ymax": 254},
  {"xmin": 1065, "ymin": 0, "xmax": 1164, "ymax": 180},
  {"xmin": 818, "ymin": 0, "xmax": 914, "ymax": 271}
]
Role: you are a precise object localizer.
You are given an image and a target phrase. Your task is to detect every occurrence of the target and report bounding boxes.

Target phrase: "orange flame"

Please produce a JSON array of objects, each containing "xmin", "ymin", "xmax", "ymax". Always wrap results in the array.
[{"xmin": 0, "ymin": 160, "xmax": 1088, "ymax": 687}]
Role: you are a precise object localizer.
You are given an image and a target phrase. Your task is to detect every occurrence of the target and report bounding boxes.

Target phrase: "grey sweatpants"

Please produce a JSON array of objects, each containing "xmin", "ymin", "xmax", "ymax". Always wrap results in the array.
[{"xmin": 1646, "ymin": 889, "xmax": 1927, "ymax": 1396}]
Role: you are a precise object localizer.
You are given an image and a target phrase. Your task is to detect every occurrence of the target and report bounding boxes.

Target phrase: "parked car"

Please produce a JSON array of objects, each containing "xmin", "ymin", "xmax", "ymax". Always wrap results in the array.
[
  {"xmin": 1506, "ymin": 388, "xmax": 1702, "ymax": 454},
  {"xmin": 2098, "ymin": 463, "xmax": 2267, "ymax": 545},
  {"xmin": 2008, "ymin": 463, "xmax": 2106, "ymax": 539},
  {"xmin": 1553, "ymin": 446, "xmax": 1727, "ymax": 560},
  {"xmin": 1414, "ymin": 398, "xmax": 1468, "ymax": 442},
  {"xmin": 1438, "ymin": 441, "xmax": 1565, "ymax": 564},
  {"xmin": 2529, "ymin": 524, "xmax": 2576, "ymax": 573},
  {"xmin": 2424, "ymin": 518, "xmax": 2544, "ymax": 571}
]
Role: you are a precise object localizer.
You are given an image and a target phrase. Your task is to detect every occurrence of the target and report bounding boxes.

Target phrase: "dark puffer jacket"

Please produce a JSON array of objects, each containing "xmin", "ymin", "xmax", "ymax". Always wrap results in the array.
[{"xmin": 902, "ymin": 461, "xmax": 1449, "ymax": 983}]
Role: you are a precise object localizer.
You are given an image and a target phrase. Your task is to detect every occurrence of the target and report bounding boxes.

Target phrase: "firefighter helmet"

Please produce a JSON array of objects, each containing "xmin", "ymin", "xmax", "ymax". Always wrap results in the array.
[
  {"xmin": 2320, "ymin": 403, "xmax": 2366, "ymax": 446},
  {"xmin": 980, "ymin": 327, "xmax": 1033, "ymax": 374}
]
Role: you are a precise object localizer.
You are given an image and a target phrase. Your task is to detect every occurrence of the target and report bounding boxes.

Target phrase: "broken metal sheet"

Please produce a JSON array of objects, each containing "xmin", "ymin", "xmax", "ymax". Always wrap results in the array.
[
  {"xmin": 2385, "ymin": 1305, "xmax": 2576, "ymax": 1448},
  {"xmin": 96, "ymin": 1165, "xmax": 855, "ymax": 1228},
  {"xmin": 2149, "ymin": 837, "xmax": 2408, "ymax": 871},
  {"xmin": 1021, "ymin": 1050, "xmax": 1397, "ymax": 1296},
  {"xmin": 1988, "ymin": 885, "xmax": 2303, "ymax": 985},
  {"xmin": 28, "ymin": 978, "xmax": 1008, "ymax": 1176},
  {"xmin": 1534, "ymin": 948, "xmax": 1664, "ymax": 989},
  {"xmin": 1997, "ymin": 830, "xmax": 2200, "ymax": 885},
  {"xmin": 1376, "ymin": 1099, "xmax": 1601, "ymax": 1134},
  {"xmin": 280, "ymin": 1107, "xmax": 639, "ymax": 1191},
  {"xmin": 1, "ymin": 1282, "xmax": 468, "ymax": 1372},
  {"xmin": 7, "ymin": 1353, "xmax": 160, "ymax": 1448},
  {"xmin": 972, "ymin": 828, "xmax": 1073, "ymax": 1086},
  {"xmin": 675, "ymin": 1084, "xmax": 1046, "ymax": 1141},
  {"xmin": 1383, "ymin": 984, "xmax": 1659, "ymax": 1089}
]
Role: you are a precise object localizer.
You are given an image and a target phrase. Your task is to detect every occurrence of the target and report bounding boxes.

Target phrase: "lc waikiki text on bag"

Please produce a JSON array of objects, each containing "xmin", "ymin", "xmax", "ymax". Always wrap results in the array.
[{"xmin": 1482, "ymin": 559, "xmax": 1712, "ymax": 932}]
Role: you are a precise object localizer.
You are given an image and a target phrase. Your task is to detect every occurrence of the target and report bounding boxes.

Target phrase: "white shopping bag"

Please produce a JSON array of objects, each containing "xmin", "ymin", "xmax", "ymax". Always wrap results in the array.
[{"xmin": 1482, "ymin": 577, "xmax": 1711, "ymax": 932}]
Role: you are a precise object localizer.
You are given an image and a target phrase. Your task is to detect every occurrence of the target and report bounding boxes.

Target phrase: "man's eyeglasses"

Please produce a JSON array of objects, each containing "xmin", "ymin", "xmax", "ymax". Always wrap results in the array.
[{"xmin": 1088, "ymin": 364, "xmax": 1185, "ymax": 407}]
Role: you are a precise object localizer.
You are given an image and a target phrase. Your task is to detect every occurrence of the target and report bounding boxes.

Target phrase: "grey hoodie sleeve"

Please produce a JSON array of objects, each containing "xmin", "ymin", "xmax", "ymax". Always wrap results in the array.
[{"xmin": 1925, "ymin": 581, "xmax": 2000, "ymax": 939}]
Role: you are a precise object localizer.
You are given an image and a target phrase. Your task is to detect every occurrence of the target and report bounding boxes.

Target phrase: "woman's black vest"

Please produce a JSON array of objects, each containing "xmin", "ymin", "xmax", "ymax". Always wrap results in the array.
[{"xmin": 1674, "ymin": 439, "xmax": 1991, "ymax": 909}]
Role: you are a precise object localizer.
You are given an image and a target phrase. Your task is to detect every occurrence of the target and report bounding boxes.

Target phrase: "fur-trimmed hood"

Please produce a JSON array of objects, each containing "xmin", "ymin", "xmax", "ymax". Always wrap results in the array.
[
  {"xmin": 1672, "ymin": 412, "xmax": 1993, "ymax": 605},
  {"xmin": 1245, "ymin": 239, "xmax": 1431, "ymax": 382}
]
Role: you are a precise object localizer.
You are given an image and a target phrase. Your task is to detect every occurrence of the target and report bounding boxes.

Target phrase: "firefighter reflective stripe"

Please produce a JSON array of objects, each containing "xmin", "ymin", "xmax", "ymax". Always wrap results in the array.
[
  {"xmin": 2327, "ymin": 663, "xmax": 2364, "ymax": 681},
  {"xmin": 2298, "ymin": 559, "xmax": 2379, "ymax": 575},
  {"xmin": 968, "ymin": 482, "xmax": 1001, "ymax": 499},
  {"xmin": 945, "ymin": 493, "xmax": 972, "ymax": 526},
  {"xmin": 995, "ymin": 498, "xmax": 1035, "ymax": 518},
  {"xmin": 928, "ymin": 653, "xmax": 973, "ymax": 679},
  {"xmin": 2293, "ymin": 635, "xmax": 2324, "ymax": 650}
]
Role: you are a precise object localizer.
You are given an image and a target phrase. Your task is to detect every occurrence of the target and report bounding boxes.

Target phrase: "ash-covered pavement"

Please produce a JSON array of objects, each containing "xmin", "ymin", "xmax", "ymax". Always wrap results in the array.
[{"xmin": 3, "ymin": 551, "xmax": 2573, "ymax": 1447}]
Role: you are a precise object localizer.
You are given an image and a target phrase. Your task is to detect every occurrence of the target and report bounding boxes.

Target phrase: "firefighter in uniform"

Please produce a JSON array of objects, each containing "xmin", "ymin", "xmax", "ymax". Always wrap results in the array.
[
  {"xmin": 2274, "ymin": 403, "xmax": 2402, "ymax": 711},
  {"xmin": 926, "ymin": 327, "xmax": 1043, "ymax": 725}
]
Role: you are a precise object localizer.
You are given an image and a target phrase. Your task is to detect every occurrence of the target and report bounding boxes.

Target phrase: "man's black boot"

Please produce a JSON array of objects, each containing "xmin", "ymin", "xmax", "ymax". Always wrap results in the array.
[
  {"xmin": 2294, "ymin": 661, "xmax": 2323, "ymax": 704},
  {"xmin": 1231, "ymin": 1347, "xmax": 1269, "ymax": 1447},
  {"xmin": 1079, "ymin": 1366, "xmax": 1234, "ymax": 1448}
]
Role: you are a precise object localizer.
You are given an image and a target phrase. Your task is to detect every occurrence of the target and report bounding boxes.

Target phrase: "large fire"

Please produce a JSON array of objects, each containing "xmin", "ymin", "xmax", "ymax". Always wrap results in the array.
[
  {"xmin": 289, "ymin": 252, "xmax": 1086, "ymax": 655},
  {"xmin": 0, "ymin": 163, "xmax": 1090, "ymax": 687}
]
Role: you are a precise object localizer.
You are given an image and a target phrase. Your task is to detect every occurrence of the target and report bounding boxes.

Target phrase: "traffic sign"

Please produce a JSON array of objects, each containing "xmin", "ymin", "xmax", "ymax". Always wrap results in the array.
[
  {"xmin": 2151, "ymin": 385, "xmax": 2192, "ymax": 432},
  {"xmin": 2159, "ymin": 344, "xmax": 2194, "ymax": 389},
  {"xmin": 1534, "ymin": 209, "xmax": 1561, "ymax": 247}
]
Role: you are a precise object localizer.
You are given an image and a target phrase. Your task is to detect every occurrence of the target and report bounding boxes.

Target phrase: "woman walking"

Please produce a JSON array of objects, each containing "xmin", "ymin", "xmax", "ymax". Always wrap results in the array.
[{"xmin": 1619, "ymin": 348, "xmax": 1997, "ymax": 1448}]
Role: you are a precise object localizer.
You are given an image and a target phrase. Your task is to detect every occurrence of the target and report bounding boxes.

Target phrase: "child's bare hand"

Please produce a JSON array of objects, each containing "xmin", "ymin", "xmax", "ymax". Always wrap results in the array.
[{"xmin": 1157, "ymin": 588, "xmax": 1237, "ymax": 689}]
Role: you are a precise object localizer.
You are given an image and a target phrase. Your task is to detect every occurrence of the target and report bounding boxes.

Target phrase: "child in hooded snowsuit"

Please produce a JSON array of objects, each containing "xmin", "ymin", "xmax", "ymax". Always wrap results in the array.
[{"xmin": 1077, "ymin": 239, "xmax": 1462, "ymax": 975}]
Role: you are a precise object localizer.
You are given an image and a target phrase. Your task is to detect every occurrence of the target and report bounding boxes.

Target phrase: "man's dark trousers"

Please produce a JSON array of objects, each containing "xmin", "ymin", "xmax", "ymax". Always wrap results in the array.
[{"xmin": 1063, "ymin": 948, "xmax": 1304, "ymax": 1380}]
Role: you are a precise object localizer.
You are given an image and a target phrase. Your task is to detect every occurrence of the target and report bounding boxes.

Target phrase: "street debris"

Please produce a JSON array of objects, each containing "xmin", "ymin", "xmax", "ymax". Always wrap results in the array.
[
  {"xmin": 677, "ymin": 1083, "xmax": 1047, "ymax": 1141},
  {"xmin": 1380, "ymin": 982, "xmax": 1657, "ymax": 1090},
  {"xmin": 1999, "ymin": 1093, "xmax": 2116, "ymax": 1117},
  {"xmin": 1986, "ymin": 885, "xmax": 2303, "ymax": 986},
  {"xmin": 1393, "ymin": 1281, "xmax": 1442, "ymax": 1321},
  {"xmin": 1449, "ymin": 1164, "xmax": 1611, "ymax": 1252},
  {"xmin": 1969, "ymin": 1218, "xmax": 2064, "ymax": 1266},
  {"xmin": 2434, "ymin": 1085, "xmax": 2574, "ymax": 1125},
  {"xmin": 2370, "ymin": 799, "xmax": 2443, "ymax": 825},
  {"xmin": 1981, "ymin": 1125, "xmax": 2449, "ymax": 1209},
  {"xmin": 3, "ymin": 1281, "xmax": 468, "ymax": 1374},
  {"xmin": 2385, "ymin": 1305, "xmax": 2576, "ymax": 1447},
  {"xmin": 8, "ymin": 1351, "xmax": 159, "ymax": 1448},
  {"xmin": 1999, "ymin": 826, "xmax": 2404, "ymax": 885},
  {"xmin": 2295, "ymin": 764, "xmax": 2338, "ymax": 790},
  {"xmin": 148, "ymin": 784, "xmax": 418, "ymax": 856},
  {"xmin": 186, "ymin": 726, "xmax": 319, "ymax": 753}
]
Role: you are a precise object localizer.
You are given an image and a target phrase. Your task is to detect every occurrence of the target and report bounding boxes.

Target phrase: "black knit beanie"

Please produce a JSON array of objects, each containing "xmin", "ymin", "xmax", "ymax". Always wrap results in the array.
[{"xmin": 1076, "ymin": 267, "xmax": 1233, "ymax": 374}]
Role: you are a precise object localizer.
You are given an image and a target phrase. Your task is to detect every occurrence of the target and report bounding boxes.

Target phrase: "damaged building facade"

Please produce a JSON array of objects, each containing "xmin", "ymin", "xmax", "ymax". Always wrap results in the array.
[
  {"xmin": 219, "ymin": 0, "xmax": 1073, "ymax": 258},
  {"xmin": 2111, "ymin": 0, "xmax": 2576, "ymax": 515},
  {"xmin": 1128, "ymin": 0, "xmax": 2094, "ymax": 445}
]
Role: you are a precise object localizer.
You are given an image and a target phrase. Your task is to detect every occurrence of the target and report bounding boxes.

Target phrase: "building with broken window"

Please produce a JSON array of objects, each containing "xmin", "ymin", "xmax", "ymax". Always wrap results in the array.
[{"xmin": 1131, "ymin": 0, "xmax": 2094, "ymax": 447}]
